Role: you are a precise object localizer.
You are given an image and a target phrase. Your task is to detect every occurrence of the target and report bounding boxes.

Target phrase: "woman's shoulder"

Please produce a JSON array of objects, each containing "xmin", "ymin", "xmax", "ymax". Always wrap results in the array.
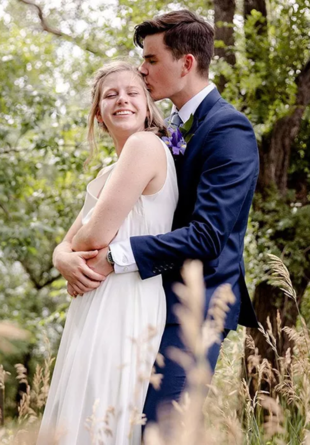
[
  {"xmin": 96, "ymin": 162, "xmax": 117, "ymax": 178},
  {"xmin": 123, "ymin": 131, "xmax": 165, "ymax": 157},
  {"xmin": 127, "ymin": 131, "xmax": 162, "ymax": 145}
]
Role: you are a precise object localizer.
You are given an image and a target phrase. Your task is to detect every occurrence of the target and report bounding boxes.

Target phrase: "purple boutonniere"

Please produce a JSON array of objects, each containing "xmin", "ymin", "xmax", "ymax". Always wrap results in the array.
[
  {"xmin": 162, "ymin": 114, "xmax": 195, "ymax": 159},
  {"xmin": 162, "ymin": 127, "xmax": 186, "ymax": 156}
]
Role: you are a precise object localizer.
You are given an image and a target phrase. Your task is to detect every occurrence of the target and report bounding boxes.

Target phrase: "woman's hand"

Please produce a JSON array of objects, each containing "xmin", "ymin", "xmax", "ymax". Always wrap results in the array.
[
  {"xmin": 67, "ymin": 282, "xmax": 78, "ymax": 297},
  {"xmin": 54, "ymin": 243, "xmax": 106, "ymax": 295}
]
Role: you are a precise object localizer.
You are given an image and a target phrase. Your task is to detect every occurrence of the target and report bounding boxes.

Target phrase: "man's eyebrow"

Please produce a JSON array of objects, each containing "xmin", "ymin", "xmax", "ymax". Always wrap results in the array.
[{"xmin": 143, "ymin": 54, "xmax": 156, "ymax": 60}]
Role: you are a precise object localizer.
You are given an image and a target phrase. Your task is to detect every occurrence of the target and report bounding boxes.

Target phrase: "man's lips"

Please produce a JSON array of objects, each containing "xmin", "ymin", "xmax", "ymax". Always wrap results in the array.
[{"xmin": 144, "ymin": 81, "xmax": 152, "ymax": 92}]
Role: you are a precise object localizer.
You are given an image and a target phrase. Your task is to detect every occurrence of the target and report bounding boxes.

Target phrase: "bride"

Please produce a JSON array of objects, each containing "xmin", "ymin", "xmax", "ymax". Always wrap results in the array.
[{"xmin": 37, "ymin": 61, "xmax": 178, "ymax": 445}]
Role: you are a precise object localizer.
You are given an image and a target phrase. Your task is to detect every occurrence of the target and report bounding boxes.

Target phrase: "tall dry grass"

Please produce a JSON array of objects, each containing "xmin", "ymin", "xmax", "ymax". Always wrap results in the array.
[
  {"xmin": 0, "ymin": 256, "xmax": 310, "ymax": 444},
  {"xmin": 0, "ymin": 334, "xmax": 54, "ymax": 445}
]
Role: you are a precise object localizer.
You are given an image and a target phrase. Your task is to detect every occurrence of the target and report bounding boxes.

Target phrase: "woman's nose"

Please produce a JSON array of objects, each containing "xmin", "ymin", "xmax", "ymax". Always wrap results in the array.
[{"xmin": 117, "ymin": 93, "xmax": 128, "ymax": 104}]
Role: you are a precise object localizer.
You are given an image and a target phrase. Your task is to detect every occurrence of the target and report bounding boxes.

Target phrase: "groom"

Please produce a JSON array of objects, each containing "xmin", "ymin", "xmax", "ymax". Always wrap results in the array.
[{"xmin": 96, "ymin": 10, "xmax": 258, "ymax": 424}]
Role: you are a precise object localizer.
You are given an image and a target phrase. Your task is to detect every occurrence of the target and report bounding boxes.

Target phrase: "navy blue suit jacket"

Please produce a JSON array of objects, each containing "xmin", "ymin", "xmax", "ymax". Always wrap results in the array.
[{"xmin": 131, "ymin": 89, "xmax": 259, "ymax": 330}]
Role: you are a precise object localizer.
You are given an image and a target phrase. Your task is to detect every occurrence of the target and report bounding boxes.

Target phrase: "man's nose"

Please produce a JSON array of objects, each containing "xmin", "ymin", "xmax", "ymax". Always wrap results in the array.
[{"xmin": 138, "ymin": 62, "xmax": 148, "ymax": 76}]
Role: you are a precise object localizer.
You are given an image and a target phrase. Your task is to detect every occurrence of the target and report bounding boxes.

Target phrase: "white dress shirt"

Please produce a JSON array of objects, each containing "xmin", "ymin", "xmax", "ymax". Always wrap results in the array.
[{"xmin": 110, "ymin": 82, "xmax": 216, "ymax": 273}]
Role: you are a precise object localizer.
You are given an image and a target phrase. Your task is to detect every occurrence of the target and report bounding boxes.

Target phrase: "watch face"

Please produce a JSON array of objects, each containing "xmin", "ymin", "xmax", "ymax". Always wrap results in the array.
[{"xmin": 107, "ymin": 250, "xmax": 114, "ymax": 265}]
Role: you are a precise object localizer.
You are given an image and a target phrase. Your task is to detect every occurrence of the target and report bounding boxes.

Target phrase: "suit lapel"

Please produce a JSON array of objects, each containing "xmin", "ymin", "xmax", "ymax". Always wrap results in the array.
[
  {"xmin": 174, "ymin": 89, "xmax": 222, "ymax": 181},
  {"xmin": 190, "ymin": 88, "xmax": 222, "ymax": 133},
  {"xmin": 167, "ymin": 88, "xmax": 222, "ymax": 178}
]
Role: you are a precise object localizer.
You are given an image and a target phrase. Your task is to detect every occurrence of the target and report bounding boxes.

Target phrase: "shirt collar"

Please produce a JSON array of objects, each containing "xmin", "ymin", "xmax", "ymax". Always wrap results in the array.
[{"xmin": 171, "ymin": 82, "xmax": 216, "ymax": 124}]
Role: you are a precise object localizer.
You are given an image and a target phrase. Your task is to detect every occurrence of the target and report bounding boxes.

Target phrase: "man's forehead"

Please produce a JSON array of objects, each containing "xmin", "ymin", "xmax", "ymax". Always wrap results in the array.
[{"xmin": 142, "ymin": 33, "xmax": 165, "ymax": 55}]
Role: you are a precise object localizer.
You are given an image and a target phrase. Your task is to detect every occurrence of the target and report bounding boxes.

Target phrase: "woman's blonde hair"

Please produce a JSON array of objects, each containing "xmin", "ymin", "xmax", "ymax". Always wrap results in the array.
[{"xmin": 86, "ymin": 61, "xmax": 168, "ymax": 165}]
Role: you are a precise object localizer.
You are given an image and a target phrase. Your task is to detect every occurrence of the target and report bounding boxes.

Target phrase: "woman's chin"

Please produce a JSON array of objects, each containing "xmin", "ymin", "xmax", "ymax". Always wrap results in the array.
[{"xmin": 111, "ymin": 124, "xmax": 145, "ymax": 138}]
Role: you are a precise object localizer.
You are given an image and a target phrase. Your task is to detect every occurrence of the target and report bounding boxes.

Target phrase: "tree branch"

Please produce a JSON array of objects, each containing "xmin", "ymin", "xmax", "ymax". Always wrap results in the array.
[
  {"xmin": 18, "ymin": 0, "xmax": 65, "ymax": 37},
  {"xmin": 20, "ymin": 260, "xmax": 60, "ymax": 290},
  {"xmin": 17, "ymin": 0, "xmax": 104, "ymax": 56},
  {"xmin": 0, "ymin": 204, "xmax": 9, "ymax": 219},
  {"xmin": 0, "ymin": 143, "xmax": 87, "ymax": 155}
]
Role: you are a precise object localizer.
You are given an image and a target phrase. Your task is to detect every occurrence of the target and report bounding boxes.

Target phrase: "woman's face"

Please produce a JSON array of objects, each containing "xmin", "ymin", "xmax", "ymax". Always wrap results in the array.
[{"xmin": 99, "ymin": 71, "xmax": 148, "ymax": 139}]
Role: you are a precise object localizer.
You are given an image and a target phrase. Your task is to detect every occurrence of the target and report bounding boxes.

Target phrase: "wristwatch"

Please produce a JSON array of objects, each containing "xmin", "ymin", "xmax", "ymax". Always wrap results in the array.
[{"xmin": 106, "ymin": 247, "xmax": 115, "ymax": 266}]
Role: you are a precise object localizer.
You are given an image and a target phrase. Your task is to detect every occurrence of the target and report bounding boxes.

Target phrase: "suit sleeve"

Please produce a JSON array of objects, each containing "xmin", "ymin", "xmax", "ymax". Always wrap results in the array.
[{"xmin": 131, "ymin": 110, "xmax": 259, "ymax": 280}]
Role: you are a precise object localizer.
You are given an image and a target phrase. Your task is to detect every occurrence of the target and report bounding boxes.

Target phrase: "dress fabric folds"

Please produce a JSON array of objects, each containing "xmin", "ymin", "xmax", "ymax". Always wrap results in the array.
[{"xmin": 37, "ymin": 139, "xmax": 178, "ymax": 445}]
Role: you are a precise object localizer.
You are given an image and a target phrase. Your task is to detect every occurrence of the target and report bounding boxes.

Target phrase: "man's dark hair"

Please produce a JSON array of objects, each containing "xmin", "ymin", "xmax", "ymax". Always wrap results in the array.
[{"xmin": 133, "ymin": 10, "xmax": 214, "ymax": 77}]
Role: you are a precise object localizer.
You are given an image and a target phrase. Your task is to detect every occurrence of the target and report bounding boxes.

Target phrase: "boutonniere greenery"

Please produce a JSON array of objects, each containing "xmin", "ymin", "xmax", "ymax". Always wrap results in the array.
[{"xmin": 162, "ymin": 114, "xmax": 195, "ymax": 158}]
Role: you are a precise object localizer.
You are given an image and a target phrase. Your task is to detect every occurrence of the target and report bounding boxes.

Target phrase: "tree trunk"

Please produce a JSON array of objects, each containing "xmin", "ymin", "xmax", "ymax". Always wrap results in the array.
[
  {"xmin": 244, "ymin": 56, "xmax": 310, "ymax": 393},
  {"xmin": 257, "ymin": 59, "xmax": 310, "ymax": 195},
  {"xmin": 241, "ymin": 0, "xmax": 310, "ymax": 397},
  {"xmin": 213, "ymin": 0, "xmax": 236, "ymax": 92}
]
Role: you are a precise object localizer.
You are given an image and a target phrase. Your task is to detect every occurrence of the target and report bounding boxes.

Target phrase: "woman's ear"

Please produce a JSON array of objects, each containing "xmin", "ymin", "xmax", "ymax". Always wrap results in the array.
[{"xmin": 96, "ymin": 112, "xmax": 103, "ymax": 124}]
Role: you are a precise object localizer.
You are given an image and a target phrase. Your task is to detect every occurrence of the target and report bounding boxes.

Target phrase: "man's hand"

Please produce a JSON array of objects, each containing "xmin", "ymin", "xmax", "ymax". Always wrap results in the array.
[
  {"xmin": 55, "ymin": 249, "xmax": 106, "ymax": 296},
  {"xmin": 87, "ymin": 247, "xmax": 114, "ymax": 277}
]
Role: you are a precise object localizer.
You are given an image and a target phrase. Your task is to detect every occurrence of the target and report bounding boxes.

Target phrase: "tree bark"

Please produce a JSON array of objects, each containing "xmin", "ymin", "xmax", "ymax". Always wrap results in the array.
[
  {"xmin": 257, "ymin": 59, "xmax": 310, "ymax": 195},
  {"xmin": 213, "ymin": 0, "xmax": 236, "ymax": 92},
  {"xmin": 214, "ymin": 0, "xmax": 236, "ymax": 65}
]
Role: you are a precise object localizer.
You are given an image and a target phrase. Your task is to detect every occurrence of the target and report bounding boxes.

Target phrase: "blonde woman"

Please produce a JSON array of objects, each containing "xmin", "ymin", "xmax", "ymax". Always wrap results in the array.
[{"xmin": 37, "ymin": 61, "xmax": 178, "ymax": 445}]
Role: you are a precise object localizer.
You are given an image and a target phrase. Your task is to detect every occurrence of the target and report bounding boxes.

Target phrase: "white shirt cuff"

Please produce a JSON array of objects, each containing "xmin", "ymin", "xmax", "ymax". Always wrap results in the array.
[{"xmin": 109, "ymin": 240, "xmax": 138, "ymax": 274}]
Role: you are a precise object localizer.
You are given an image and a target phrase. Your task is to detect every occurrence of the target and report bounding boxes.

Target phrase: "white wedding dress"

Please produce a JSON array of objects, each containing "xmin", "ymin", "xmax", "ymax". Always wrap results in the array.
[{"xmin": 37, "ymin": 139, "xmax": 178, "ymax": 445}]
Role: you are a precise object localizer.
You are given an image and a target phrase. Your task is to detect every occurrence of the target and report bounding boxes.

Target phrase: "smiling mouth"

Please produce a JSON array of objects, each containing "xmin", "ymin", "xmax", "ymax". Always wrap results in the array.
[{"xmin": 113, "ymin": 110, "xmax": 135, "ymax": 116}]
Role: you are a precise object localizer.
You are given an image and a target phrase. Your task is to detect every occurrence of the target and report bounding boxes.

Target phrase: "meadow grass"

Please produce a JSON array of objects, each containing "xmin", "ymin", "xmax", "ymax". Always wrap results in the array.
[{"xmin": 0, "ymin": 256, "xmax": 309, "ymax": 444}]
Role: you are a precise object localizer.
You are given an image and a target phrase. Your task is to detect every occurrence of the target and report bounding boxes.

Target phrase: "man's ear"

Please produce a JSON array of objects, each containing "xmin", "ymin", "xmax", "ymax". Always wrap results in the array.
[{"xmin": 181, "ymin": 54, "xmax": 195, "ymax": 77}]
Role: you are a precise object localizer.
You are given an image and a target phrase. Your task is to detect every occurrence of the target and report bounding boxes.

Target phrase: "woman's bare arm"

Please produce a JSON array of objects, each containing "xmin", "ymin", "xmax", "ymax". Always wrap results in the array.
[{"xmin": 72, "ymin": 132, "xmax": 165, "ymax": 252}]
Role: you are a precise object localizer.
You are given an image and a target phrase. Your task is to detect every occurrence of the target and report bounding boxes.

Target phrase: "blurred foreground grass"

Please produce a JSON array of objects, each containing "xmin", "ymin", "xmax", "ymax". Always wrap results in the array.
[{"xmin": 0, "ymin": 257, "xmax": 309, "ymax": 444}]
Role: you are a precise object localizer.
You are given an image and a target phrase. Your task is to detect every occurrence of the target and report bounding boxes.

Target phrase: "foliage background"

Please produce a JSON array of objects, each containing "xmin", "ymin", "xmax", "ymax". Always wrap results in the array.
[{"xmin": 1, "ymin": 0, "xmax": 310, "ymax": 426}]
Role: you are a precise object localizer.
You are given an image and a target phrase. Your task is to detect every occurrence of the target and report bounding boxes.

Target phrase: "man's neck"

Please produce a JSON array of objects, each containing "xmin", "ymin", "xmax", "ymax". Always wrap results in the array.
[{"xmin": 170, "ymin": 78, "xmax": 210, "ymax": 110}]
